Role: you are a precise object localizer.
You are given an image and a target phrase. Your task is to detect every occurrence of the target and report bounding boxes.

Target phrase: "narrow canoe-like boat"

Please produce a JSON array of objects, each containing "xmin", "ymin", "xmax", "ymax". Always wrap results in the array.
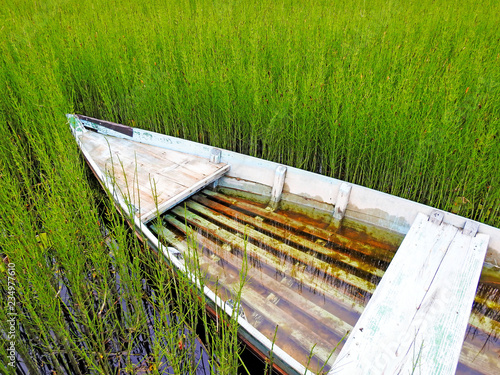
[{"xmin": 68, "ymin": 114, "xmax": 500, "ymax": 375}]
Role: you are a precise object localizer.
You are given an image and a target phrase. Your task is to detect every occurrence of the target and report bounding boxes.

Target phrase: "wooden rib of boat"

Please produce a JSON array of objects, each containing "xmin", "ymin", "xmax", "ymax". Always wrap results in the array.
[{"xmin": 68, "ymin": 114, "xmax": 500, "ymax": 375}]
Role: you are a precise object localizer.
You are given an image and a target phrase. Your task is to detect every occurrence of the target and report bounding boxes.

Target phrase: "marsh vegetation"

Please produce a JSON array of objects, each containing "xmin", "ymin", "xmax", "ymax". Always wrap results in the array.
[{"xmin": 1, "ymin": 0, "xmax": 499, "ymax": 374}]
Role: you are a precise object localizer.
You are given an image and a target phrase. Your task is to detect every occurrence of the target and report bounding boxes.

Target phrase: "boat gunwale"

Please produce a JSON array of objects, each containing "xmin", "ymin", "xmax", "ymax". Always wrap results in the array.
[{"xmin": 68, "ymin": 114, "xmax": 500, "ymax": 267}]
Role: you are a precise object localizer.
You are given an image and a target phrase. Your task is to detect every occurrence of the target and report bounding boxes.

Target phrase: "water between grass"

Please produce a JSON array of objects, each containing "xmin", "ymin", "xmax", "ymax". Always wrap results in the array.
[{"xmin": 1, "ymin": 0, "xmax": 499, "ymax": 373}]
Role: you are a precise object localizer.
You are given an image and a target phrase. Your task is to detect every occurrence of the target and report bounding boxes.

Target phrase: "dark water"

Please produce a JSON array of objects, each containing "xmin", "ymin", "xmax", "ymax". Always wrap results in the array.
[{"xmin": 12, "ymin": 250, "xmax": 212, "ymax": 375}]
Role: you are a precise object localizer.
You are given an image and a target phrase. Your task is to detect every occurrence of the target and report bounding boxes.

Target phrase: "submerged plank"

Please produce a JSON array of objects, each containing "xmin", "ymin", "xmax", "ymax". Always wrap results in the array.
[
  {"xmin": 330, "ymin": 213, "xmax": 489, "ymax": 375},
  {"xmin": 193, "ymin": 194, "xmax": 385, "ymax": 278},
  {"xmin": 205, "ymin": 192, "xmax": 498, "ymax": 327},
  {"xmin": 204, "ymin": 190, "xmax": 395, "ymax": 262},
  {"xmin": 166, "ymin": 208, "xmax": 338, "ymax": 296},
  {"xmin": 163, "ymin": 209, "xmax": 367, "ymax": 315},
  {"xmin": 154, "ymin": 221, "xmax": 346, "ymax": 371},
  {"xmin": 166, "ymin": 217, "xmax": 352, "ymax": 338},
  {"xmin": 183, "ymin": 199, "xmax": 377, "ymax": 294}
]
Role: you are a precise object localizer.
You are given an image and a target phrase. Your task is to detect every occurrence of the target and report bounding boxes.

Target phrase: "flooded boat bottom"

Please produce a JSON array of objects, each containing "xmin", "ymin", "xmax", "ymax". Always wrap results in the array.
[{"xmin": 150, "ymin": 188, "xmax": 500, "ymax": 374}]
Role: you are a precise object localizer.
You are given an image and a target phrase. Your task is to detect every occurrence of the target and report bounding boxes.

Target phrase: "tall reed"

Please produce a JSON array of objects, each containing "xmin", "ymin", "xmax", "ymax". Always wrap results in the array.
[
  {"xmin": 1, "ymin": 0, "xmax": 499, "ymax": 373},
  {"xmin": 3, "ymin": 0, "xmax": 498, "ymax": 225}
]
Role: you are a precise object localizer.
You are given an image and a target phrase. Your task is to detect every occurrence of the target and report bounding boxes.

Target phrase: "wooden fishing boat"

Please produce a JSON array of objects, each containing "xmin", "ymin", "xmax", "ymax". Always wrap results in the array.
[{"xmin": 68, "ymin": 114, "xmax": 500, "ymax": 375}]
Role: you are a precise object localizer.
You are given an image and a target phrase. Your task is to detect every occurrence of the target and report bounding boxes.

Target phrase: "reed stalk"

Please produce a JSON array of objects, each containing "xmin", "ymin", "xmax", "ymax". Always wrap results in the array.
[{"xmin": 1, "ymin": 0, "xmax": 498, "ymax": 373}]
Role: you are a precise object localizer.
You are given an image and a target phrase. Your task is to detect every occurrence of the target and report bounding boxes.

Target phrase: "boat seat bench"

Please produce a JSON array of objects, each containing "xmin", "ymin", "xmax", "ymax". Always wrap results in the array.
[
  {"xmin": 330, "ymin": 212, "xmax": 489, "ymax": 375},
  {"xmin": 78, "ymin": 130, "xmax": 230, "ymax": 223}
]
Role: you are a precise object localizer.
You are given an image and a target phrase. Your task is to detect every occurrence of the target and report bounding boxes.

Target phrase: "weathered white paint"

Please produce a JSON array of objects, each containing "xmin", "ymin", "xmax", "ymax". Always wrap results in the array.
[
  {"xmin": 463, "ymin": 220, "xmax": 479, "ymax": 237},
  {"xmin": 67, "ymin": 114, "xmax": 87, "ymax": 136},
  {"xmin": 139, "ymin": 165, "xmax": 229, "ymax": 223},
  {"xmin": 430, "ymin": 210, "xmax": 444, "ymax": 225},
  {"xmin": 77, "ymin": 129, "xmax": 230, "ymax": 224},
  {"xmin": 74, "ymin": 114, "xmax": 498, "ymax": 258},
  {"xmin": 333, "ymin": 183, "xmax": 352, "ymax": 221},
  {"xmin": 68, "ymin": 114, "xmax": 500, "ymax": 375},
  {"xmin": 209, "ymin": 148, "xmax": 222, "ymax": 164},
  {"xmin": 209, "ymin": 148, "xmax": 223, "ymax": 190},
  {"xmin": 268, "ymin": 165, "xmax": 287, "ymax": 211},
  {"xmin": 329, "ymin": 212, "xmax": 489, "ymax": 375}
]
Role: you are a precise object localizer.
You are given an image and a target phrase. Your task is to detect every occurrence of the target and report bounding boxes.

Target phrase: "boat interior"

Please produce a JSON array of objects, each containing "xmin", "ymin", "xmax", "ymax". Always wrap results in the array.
[{"xmin": 70, "ymin": 114, "xmax": 500, "ymax": 375}]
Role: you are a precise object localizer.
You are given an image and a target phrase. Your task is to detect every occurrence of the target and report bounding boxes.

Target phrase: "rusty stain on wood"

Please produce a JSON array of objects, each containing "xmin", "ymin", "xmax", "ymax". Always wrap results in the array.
[
  {"xmin": 192, "ymin": 194, "xmax": 385, "ymax": 278},
  {"xmin": 204, "ymin": 189, "xmax": 396, "ymax": 262},
  {"xmin": 155, "ymin": 191, "xmax": 500, "ymax": 375}
]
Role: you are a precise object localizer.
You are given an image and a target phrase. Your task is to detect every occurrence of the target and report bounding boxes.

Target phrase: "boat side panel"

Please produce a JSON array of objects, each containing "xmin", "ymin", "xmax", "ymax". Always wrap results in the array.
[{"xmin": 70, "ymin": 115, "xmax": 500, "ymax": 263}]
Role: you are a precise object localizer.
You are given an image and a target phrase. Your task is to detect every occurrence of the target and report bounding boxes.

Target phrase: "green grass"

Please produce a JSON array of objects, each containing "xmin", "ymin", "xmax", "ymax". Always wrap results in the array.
[
  {"xmin": 0, "ymin": 0, "xmax": 499, "ymax": 373},
  {"xmin": 2, "ymin": 0, "xmax": 499, "ymax": 224}
]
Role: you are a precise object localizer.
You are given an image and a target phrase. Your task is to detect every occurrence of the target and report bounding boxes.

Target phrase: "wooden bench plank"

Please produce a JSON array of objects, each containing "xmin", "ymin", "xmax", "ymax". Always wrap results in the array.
[
  {"xmin": 78, "ymin": 131, "xmax": 229, "ymax": 223},
  {"xmin": 330, "ymin": 213, "xmax": 489, "ymax": 375},
  {"xmin": 400, "ymin": 231, "xmax": 489, "ymax": 374},
  {"xmin": 139, "ymin": 165, "xmax": 230, "ymax": 222}
]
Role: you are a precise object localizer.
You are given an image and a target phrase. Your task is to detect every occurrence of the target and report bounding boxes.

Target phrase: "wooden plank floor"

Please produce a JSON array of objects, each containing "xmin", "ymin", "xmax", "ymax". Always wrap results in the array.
[
  {"xmin": 330, "ymin": 212, "xmax": 490, "ymax": 375},
  {"xmin": 78, "ymin": 130, "xmax": 230, "ymax": 222},
  {"xmin": 150, "ymin": 191, "xmax": 404, "ymax": 373},
  {"xmin": 149, "ymin": 191, "xmax": 499, "ymax": 375}
]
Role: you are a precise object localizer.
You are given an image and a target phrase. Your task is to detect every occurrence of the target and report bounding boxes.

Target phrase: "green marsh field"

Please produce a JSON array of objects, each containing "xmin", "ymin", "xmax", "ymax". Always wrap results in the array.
[{"xmin": 1, "ymin": 0, "xmax": 499, "ymax": 374}]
